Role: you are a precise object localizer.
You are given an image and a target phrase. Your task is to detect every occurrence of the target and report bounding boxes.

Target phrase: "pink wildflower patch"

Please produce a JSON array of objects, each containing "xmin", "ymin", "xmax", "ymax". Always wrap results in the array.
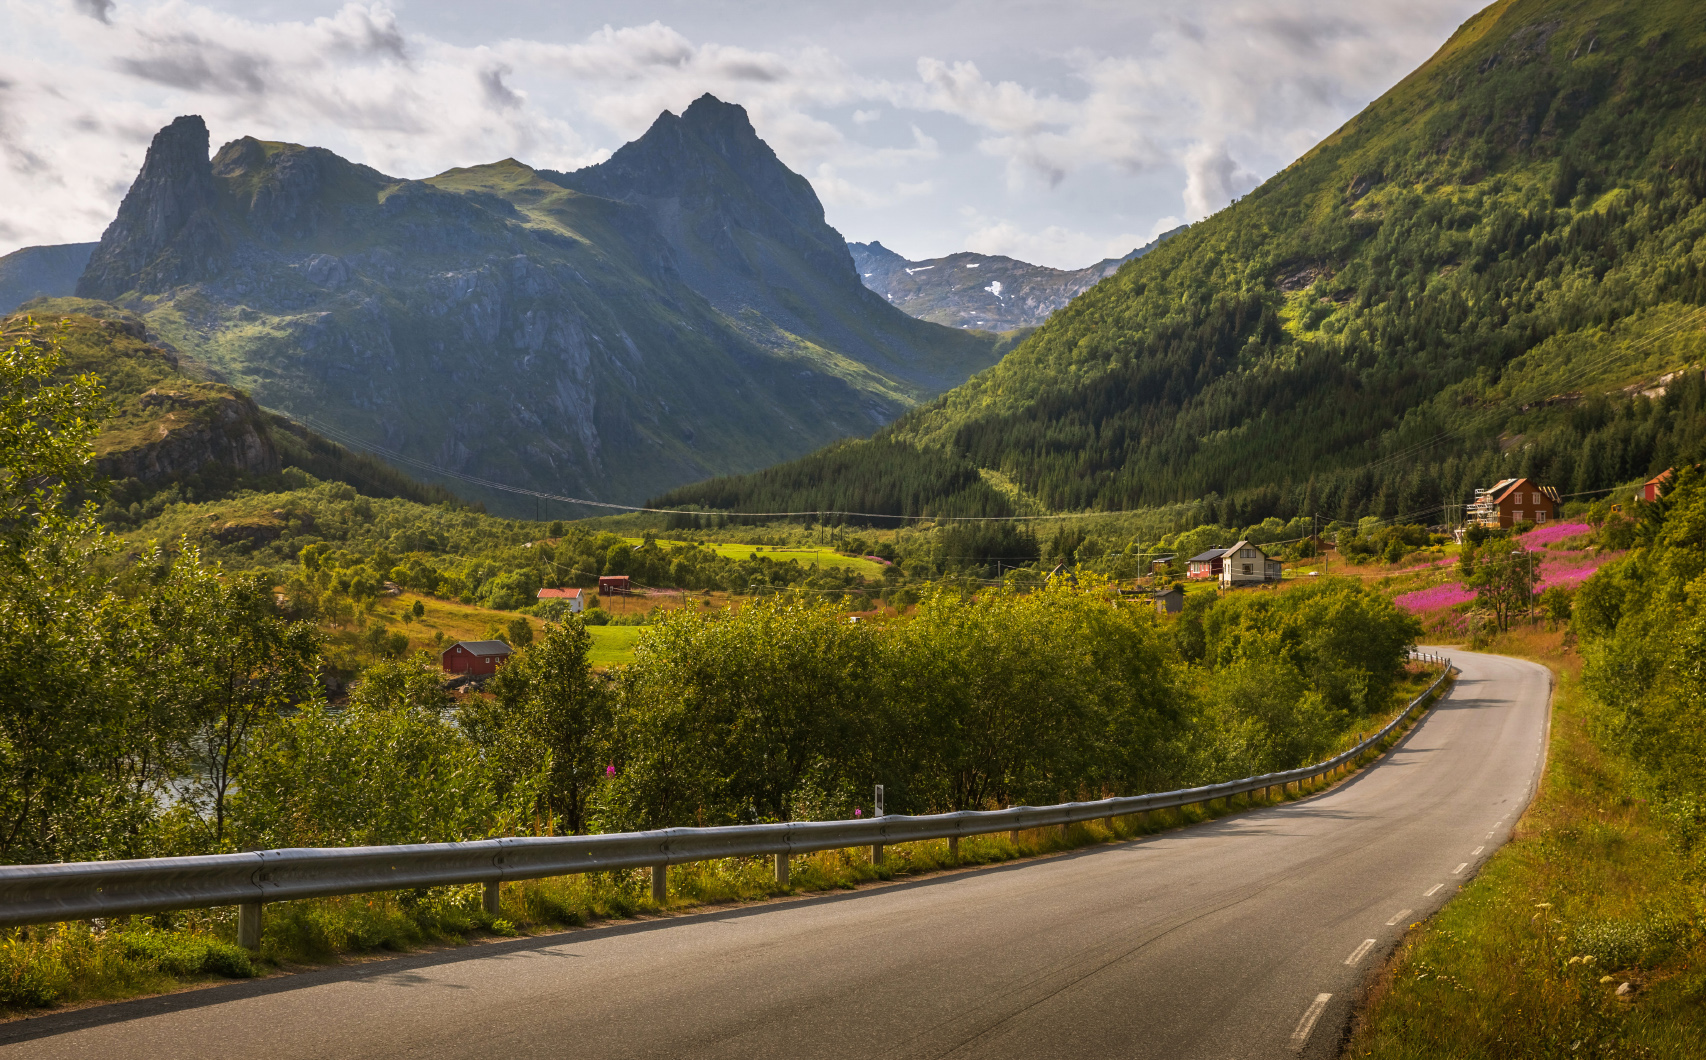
[
  {"xmin": 1394, "ymin": 584, "xmax": 1475, "ymax": 612},
  {"xmin": 1519, "ymin": 522, "xmax": 1593, "ymax": 547}
]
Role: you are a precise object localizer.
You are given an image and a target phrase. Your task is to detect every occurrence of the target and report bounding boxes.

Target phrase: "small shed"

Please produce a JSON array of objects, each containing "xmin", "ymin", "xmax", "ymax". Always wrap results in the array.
[
  {"xmin": 1152, "ymin": 586, "xmax": 1185, "ymax": 615},
  {"xmin": 440, "ymin": 640, "xmax": 512, "ymax": 676},
  {"xmin": 537, "ymin": 587, "xmax": 585, "ymax": 613},
  {"xmin": 1468, "ymin": 477, "xmax": 1560, "ymax": 528},
  {"xmin": 598, "ymin": 575, "xmax": 632, "ymax": 596},
  {"xmin": 1641, "ymin": 468, "xmax": 1674, "ymax": 503},
  {"xmin": 1219, "ymin": 541, "xmax": 1283, "ymax": 587}
]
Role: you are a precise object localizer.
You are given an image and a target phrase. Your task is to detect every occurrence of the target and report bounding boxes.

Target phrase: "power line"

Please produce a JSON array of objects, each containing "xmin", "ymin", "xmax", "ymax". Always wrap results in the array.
[{"xmin": 263, "ymin": 308, "xmax": 1699, "ymax": 529}]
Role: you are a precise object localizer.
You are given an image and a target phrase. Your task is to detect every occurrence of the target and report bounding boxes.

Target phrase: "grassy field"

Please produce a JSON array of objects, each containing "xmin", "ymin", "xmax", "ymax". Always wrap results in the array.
[
  {"xmin": 588, "ymin": 626, "xmax": 643, "ymax": 666},
  {"xmin": 354, "ymin": 592, "xmax": 706, "ymax": 668},
  {"xmin": 630, "ymin": 538, "xmax": 890, "ymax": 578},
  {"xmin": 1347, "ymin": 629, "xmax": 1706, "ymax": 1059}
]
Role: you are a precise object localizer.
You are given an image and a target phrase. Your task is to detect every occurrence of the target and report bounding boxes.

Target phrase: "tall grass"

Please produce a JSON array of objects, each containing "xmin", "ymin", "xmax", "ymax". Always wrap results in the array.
[{"xmin": 1348, "ymin": 637, "xmax": 1706, "ymax": 1058}]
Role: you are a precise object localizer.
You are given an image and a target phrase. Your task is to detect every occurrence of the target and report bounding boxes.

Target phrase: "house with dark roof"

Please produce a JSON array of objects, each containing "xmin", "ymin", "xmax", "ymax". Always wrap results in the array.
[
  {"xmin": 440, "ymin": 640, "xmax": 512, "ymax": 677},
  {"xmin": 1218, "ymin": 541, "xmax": 1283, "ymax": 587},
  {"xmin": 1186, "ymin": 548, "xmax": 1228, "ymax": 581},
  {"xmin": 1468, "ymin": 478, "xmax": 1559, "ymax": 528}
]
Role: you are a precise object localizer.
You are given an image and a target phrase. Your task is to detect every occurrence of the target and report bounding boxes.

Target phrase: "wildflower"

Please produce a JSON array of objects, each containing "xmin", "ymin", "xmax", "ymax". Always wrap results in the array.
[{"xmin": 853, "ymin": 807, "xmax": 862, "ymax": 817}]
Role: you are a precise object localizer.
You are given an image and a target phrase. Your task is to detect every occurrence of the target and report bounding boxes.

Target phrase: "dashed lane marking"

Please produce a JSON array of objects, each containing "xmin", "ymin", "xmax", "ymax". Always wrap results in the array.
[
  {"xmin": 1290, "ymin": 993, "xmax": 1332, "ymax": 1052},
  {"xmin": 1453, "ymin": 862, "xmax": 1468, "ymax": 874},
  {"xmin": 1472, "ymin": 846, "xmax": 1484, "ymax": 855},
  {"xmin": 1344, "ymin": 939, "xmax": 1377, "ymax": 965},
  {"xmin": 1425, "ymin": 883, "xmax": 1444, "ymax": 896},
  {"xmin": 1387, "ymin": 909, "xmax": 1413, "ymax": 926}
]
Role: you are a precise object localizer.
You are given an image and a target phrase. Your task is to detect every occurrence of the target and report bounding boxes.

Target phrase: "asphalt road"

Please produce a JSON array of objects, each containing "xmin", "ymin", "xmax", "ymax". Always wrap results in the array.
[{"xmin": 2, "ymin": 648, "xmax": 1551, "ymax": 1060}]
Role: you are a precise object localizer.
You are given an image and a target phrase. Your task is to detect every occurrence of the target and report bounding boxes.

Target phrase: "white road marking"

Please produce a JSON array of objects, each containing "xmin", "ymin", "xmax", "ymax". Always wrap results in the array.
[
  {"xmin": 1473, "ymin": 846, "xmax": 1484, "ymax": 855},
  {"xmin": 1387, "ymin": 909, "xmax": 1413, "ymax": 926},
  {"xmin": 1290, "ymin": 993, "xmax": 1333, "ymax": 1051},
  {"xmin": 1344, "ymin": 939, "xmax": 1377, "ymax": 965},
  {"xmin": 1425, "ymin": 883, "xmax": 1444, "ymax": 896},
  {"xmin": 1453, "ymin": 862, "xmax": 1468, "ymax": 874}
]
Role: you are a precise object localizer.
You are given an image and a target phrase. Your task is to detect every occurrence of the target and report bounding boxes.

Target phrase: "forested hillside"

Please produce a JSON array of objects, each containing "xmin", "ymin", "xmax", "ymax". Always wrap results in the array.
[{"xmin": 657, "ymin": 0, "xmax": 1706, "ymax": 526}]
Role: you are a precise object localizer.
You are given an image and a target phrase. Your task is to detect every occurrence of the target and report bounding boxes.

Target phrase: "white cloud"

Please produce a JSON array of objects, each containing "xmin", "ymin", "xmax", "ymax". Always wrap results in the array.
[
  {"xmin": 0, "ymin": 0, "xmax": 1486, "ymax": 260},
  {"xmin": 957, "ymin": 207, "xmax": 1152, "ymax": 268}
]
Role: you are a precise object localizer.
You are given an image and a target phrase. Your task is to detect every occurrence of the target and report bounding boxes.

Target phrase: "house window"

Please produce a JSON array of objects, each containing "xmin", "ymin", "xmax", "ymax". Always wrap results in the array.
[
  {"xmin": 1513, "ymin": 511, "xmax": 1523, "ymax": 522},
  {"xmin": 1242, "ymin": 563, "xmax": 1253, "ymax": 574},
  {"xmin": 1536, "ymin": 511, "xmax": 1548, "ymax": 523}
]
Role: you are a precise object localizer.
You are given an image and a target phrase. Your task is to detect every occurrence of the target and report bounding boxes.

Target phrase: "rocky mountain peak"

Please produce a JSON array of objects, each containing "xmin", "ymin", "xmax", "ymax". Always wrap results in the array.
[{"xmin": 78, "ymin": 116, "xmax": 223, "ymax": 300}]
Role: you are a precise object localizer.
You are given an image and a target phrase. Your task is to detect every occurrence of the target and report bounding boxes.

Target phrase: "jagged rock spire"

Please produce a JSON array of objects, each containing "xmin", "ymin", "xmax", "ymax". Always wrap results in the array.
[{"xmin": 78, "ymin": 115, "xmax": 224, "ymax": 300}]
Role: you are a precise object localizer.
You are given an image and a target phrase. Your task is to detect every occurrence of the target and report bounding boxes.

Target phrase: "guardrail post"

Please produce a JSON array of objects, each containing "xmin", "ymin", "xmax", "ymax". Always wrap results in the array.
[
  {"xmin": 1008, "ymin": 828, "xmax": 1020, "ymax": 847},
  {"xmin": 483, "ymin": 881, "xmax": 500, "ymax": 917},
  {"xmin": 651, "ymin": 864, "xmax": 667, "ymax": 905},
  {"xmin": 774, "ymin": 852, "xmax": 790, "ymax": 887},
  {"xmin": 948, "ymin": 835, "xmax": 959, "ymax": 859},
  {"xmin": 238, "ymin": 901, "xmax": 263, "ymax": 951},
  {"xmin": 871, "ymin": 843, "xmax": 884, "ymax": 866}
]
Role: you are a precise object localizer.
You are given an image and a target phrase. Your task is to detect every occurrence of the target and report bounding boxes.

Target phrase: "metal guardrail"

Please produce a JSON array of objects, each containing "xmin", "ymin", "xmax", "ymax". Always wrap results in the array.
[{"xmin": 0, "ymin": 655, "xmax": 1451, "ymax": 948}]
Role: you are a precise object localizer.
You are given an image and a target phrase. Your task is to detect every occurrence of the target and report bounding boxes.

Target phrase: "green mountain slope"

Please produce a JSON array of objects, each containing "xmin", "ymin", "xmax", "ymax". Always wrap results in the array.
[
  {"xmin": 656, "ymin": 0, "xmax": 1706, "ymax": 525},
  {"xmin": 0, "ymin": 243, "xmax": 95, "ymax": 314},
  {"xmin": 73, "ymin": 101, "xmax": 1004, "ymax": 516},
  {"xmin": 5, "ymin": 300, "xmax": 463, "ymax": 525}
]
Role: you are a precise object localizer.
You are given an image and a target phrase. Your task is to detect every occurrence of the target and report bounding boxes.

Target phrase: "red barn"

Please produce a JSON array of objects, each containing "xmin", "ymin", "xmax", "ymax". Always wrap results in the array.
[
  {"xmin": 598, "ymin": 575, "xmax": 631, "ymax": 596},
  {"xmin": 440, "ymin": 640, "xmax": 512, "ymax": 676},
  {"xmin": 1641, "ymin": 468, "xmax": 1673, "ymax": 503}
]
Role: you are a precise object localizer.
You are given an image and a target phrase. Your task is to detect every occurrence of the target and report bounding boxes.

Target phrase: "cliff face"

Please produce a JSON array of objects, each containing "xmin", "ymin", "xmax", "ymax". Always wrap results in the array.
[
  {"xmin": 63, "ymin": 102, "xmax": 1005, "ymax": 513},
  {"xmin": 97, "ymin": 385, "xmax": 279, "ymax": 483},
  {"xmin": 79, "ymin": 116, "xmax": 225, "ymax": 300}
]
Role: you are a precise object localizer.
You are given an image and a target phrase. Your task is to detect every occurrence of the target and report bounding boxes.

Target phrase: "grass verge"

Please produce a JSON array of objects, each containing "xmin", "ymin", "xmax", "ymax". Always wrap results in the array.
[
  {"xmin": 1345, "ymin": 633, "xmax": 1706, "ymax": 1059},
  {"xmin": 0, "ymin": 665, "xmax": 1447, "ymax": 1021}
]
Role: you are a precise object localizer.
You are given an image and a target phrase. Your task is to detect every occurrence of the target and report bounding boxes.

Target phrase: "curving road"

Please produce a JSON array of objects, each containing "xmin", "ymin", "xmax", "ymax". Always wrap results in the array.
[{"xmin": 0, "ymin": 649, "xmax": 1551, "ymax": 1059}]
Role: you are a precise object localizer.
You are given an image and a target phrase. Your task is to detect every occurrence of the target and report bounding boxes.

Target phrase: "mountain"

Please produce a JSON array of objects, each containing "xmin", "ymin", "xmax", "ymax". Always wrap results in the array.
[
  {"xmin": 848, "ymin": 228, "xmax": 1186, "ymax": 332},
  {"xmin": 654, "ymin": 0, "xmax": 1706, "ymax": 527},
  {"xmin": 72, "ymin": 99, "xmax": 1006, "ymax": 515},
  {"xmin": 0, "ymin": 242, "xmax": 96, "ymax": 314},
  {"xmin": 6, "ymin": 299, "xmax": 464, "ymax": 524}
]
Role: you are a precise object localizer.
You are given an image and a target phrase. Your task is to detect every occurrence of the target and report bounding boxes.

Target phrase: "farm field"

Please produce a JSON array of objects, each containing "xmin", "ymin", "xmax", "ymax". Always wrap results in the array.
[
  {"xmin": 588, "ymin": 626, "xmax": 643, "ymax": 667},
  {"xmin": 624, "ymin": 538, "xmax": 890, "ymax": 577}
]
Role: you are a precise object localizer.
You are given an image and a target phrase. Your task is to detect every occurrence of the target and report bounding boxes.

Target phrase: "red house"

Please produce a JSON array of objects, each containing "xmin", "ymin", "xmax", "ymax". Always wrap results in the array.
[
  {"xmin": 1186, "ymin": 548, "xmax": 1228, "ymax": 580},
  {"xmin": 598, "ymin": 575, "xmax": 631, "ymax": 596},
  {"xmin": 440, "ymin": 640, "xmax": 512, "ymax": 676}
]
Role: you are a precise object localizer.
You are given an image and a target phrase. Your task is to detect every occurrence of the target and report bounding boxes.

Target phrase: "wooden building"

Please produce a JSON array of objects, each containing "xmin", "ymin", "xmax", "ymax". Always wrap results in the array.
[
  {"xmin": 1468, "ymin": 478, "xmax": 1560, "ymax": 528},
  {"xmin": 440, "ymin": 640, "xmax": 512, "ymax": 676}
]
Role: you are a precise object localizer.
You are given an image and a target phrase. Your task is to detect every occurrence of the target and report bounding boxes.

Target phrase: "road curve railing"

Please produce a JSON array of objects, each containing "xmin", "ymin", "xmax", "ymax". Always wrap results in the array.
[{"xmin": 0, "ymin": 654, "xmax": 1452, "ymax": 948}]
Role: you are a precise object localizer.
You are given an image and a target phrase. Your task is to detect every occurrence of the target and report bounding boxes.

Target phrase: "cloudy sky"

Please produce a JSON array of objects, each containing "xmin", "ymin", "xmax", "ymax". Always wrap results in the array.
[{"xmin": 0, "ymin": 0, "xmax": 1485, "ymax": 268}]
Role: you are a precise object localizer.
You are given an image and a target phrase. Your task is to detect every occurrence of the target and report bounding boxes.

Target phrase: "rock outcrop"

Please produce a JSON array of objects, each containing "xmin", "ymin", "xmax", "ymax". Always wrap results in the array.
[{"xmin": 79, "ymin": 116, "xmax": 225, "ymax": 300}]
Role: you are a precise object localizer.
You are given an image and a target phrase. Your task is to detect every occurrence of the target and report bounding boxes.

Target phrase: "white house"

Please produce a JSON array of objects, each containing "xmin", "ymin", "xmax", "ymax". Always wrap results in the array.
[
  {"xmin": 1219, "ymin": 540, "xmax": 1283, "ymax": 587},
  {"xmin": 536, "ymin": 587, "xmax": 586, "ymax": 613}
]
